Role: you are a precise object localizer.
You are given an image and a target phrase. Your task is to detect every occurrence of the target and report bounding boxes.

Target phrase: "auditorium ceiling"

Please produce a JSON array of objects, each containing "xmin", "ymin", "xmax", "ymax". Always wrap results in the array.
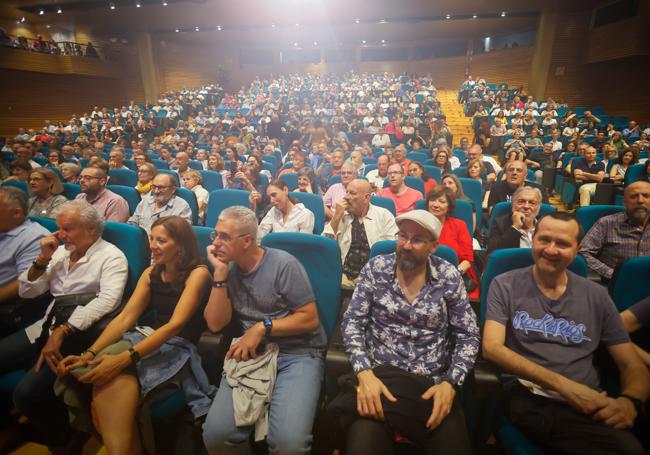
[{"xmin": 4, "ymin": 0, "xmax": 599, "ymax": 46}]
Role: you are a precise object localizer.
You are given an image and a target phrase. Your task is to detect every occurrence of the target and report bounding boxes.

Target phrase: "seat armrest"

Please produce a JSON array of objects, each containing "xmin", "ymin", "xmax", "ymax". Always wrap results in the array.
[{"xmin": 472, "ymin": 356, "xmax": 502, "ymax": 398}]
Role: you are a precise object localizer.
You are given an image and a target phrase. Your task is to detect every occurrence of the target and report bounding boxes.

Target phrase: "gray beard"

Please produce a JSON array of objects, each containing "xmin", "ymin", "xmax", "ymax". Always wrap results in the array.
[
  {"xmin": 629, "ymin": 206, "xmax": 649, "ymax": 225},
  {"xmin": 396, "ymin": 250, "xmax": 427, "ymax": 273}
]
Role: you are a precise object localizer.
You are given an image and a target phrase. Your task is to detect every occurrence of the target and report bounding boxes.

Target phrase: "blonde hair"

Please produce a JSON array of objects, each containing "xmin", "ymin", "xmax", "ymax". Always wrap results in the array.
[{"xmin": 31, "ymin": 167, "xmax": 64, "ymax": 195}]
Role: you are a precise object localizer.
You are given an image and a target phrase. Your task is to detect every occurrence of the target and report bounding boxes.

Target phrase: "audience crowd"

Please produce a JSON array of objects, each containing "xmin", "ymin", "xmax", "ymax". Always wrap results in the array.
[{"xmin": 0, "ymin": 71, "xmax": 648, "ymax": 455}]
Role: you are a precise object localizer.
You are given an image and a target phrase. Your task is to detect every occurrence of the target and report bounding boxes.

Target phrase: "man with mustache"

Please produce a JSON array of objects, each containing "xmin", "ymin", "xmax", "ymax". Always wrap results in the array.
[{"xmin": 579, "ymin": 181, "xmax": 650, "ymax": 281}]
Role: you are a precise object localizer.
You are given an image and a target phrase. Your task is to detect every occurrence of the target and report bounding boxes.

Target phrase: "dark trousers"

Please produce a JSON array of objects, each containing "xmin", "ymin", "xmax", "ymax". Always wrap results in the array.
[
  {"xmin": 506, "ymin": 382, "xmax": 646, "ymax": 455},
  {"xmin": 0, "ymin": 328, "xmax": 91, "ymax": 446},
  {"xmin": 345, "ymin": 397, "xmax": 473, "ymax": 455}
]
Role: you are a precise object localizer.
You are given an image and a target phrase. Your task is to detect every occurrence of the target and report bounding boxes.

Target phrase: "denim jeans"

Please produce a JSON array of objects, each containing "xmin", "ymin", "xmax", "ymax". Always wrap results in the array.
[{"xmin": 203, "ymin": 353, "xmax": 324, "ymax": 455}]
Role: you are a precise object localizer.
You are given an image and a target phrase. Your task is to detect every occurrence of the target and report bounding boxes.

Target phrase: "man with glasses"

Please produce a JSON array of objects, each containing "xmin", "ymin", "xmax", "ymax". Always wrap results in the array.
[
  {"xmin": 488, "ymin": 160, "xmax": 547, "ymax": 213},
  {"xmin": 324, "ymin": 179, "xmax": 398, "ymax": 287},
  {"xmin": 376, "ymin": 163, "xmax": 423, "ymax": 215},
  {"xmin": 339, "ymin": 210, "xmax": 478, "ymax": 454},
  {"xmin": 323, "ymin": 163, "xmax": 357, "ymax": 220},
  {"xmin": 203, "ymin": 206, "xmax": 326, "ymax": 455},
  {"xmin": 75, "ymin": 161, "xmax": 129, "ymax": 222},
  {"xmin": 128, "ymin": 173, "xmax": 191, "ymax": 235},
  {"xmin": 488, "ymin": 186, "xmax": 543, "ymax": 254}
]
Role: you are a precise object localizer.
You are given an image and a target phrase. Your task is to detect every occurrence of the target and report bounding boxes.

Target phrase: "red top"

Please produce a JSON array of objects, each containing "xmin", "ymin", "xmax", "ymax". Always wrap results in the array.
[
  {"xmin": 376, "ymin": 186, "xmax": 422, "ymax": 216},
  {"xmin": 423, "ymin": 178, "xmax": 437, "ymax": 198},
  {"xmin": 438, "ymin": 216, "xmax": 479, "ymax": 297}
]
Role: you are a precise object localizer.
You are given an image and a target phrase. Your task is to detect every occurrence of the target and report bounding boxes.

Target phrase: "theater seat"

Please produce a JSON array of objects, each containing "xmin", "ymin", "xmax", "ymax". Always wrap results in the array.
[
  {"xmin": 289, "ymin": 192, "xmax": 325, "ymax": 234},
  {"xmin": 260, "ymin": 232, "xmax": 342, "ymax": 340},
  {"xmin": 107, "ymin": 184, "xmax": 140, "ymax": 216},
  {"xmin": 575, "ymin": 205, "xmax": 625, "ymax": 235},
  {"xmin": 1, "ymin": 180, "xmax": 28, "ymax": 193},
  {"xmin": 62, "ymin": 183, "xmax": 81, "ymax": 200},
  {"xmin": 199, "ymin": 170, "xmax": 224, "ymax": 192},
  {"xmin": 611, "ymin": 257, "xmax": 650, "ymax": 312},
  {"xmin": 623, "ymin": 163, "xmax": 646, "ymax": 186},
  {"xmin": 279, "ymin": 172, "xmax": 299, "ymax": 191},
  {"xmin": 205, "ymin": 189, "xmax": 250, "ymax": 228},
  {"xmin": 108, "ymin": 168, "xmax": 138, "ymax": 187},
  {"xmin": 488, "ymin": 201, "xmax": 556, "ymax": 235},
  {"xmin": 370, "ymin": 195, "xmax": 396, "ymax": 217},
  {"xmin": 176, "ymin": 187, "xmax": 199, "ymax": 225}
]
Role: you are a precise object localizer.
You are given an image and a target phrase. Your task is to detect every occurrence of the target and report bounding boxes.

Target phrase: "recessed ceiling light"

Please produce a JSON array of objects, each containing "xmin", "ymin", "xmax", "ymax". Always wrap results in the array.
[
  {"xmin": 354, "ymin": 18, "xmax": 360, "ymax": 24},
  {"xmin": 195, "ymin": 26, "xmax": 199, "ymax": 31},
  {"xmin": 381, "ymin": 39, "xmax": 385, "ymax": 44},
  {"xmin": 20, "ymin": 16, "xmax": 26, "ymax": 22},
  {"xmin": 362, "ymin": 40, "xmax": 366, "ymax": 44},
  {"xmin": 445, "ymin": 14, "xmax": 451, "ymax": 19},
  {"xmin": 295, "ymin": 23, "xmax": 300, "ymax": 27},
  {"xmin": 57, "ymin": 7, "xmax": 62, "ymax": 14},
  {"xmin": 162, "ymin": 1, "xmax": 168, "ymax": 6},
  {"xmin": 109, "ymin": 3, "xmax": 116, "ymax": 10},
  {"xmin": 313, "ymin": 41, "xmax": 317, "ymax": 46},
  {"xmin": 175, "ymin": 28, "xmax": 179, "ymax": 32},
  {"xmin": 472, "ymin": 14, "xmax": 478, "ymax": 19},
  {"xmin": 501, "ymin": 11, "xmax": 507, "ymax": 17},
  {"xmin": 46, "ymin": 24, "xmax": 51, "ymax": 28},
  {"xmin": 39, "ymin": 9, "xmax": 44, "ymax": 15},
  {"xmin": 136, "ymin": 2, "xmax": 141, "ymax": 7},
  {"xmin": 271, "ymin": 23, "xmax": 276, "ymax": 28},
  {"xmin": 379, "ymin": 19, "xmax": 387, "ymax": 24},
  {"xmin": 216, "ymin": 25, "xmax": 222, "ymax": 30},
  {"xmin": 294, "ymin": 42, "xmax": 298, "ymax": 46}
]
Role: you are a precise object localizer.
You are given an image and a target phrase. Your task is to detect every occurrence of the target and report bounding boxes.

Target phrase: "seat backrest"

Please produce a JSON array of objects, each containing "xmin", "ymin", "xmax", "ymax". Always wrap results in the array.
[
  {"xmin": 1, "ymin": 179, "xmax": 27, "ymax": 193},
  {"xmin": 406, "ymin": 152, "xmax": 428, "ymax": 164},
  {"xmin": 370, "ymin": 196, "xmax": 396, "ymax": 217},
  {"xmin": 188, "ymin": 160, "xmax": 203, "ymax": 171},
  {"xmin": 62, "ymin": 183, "xmax": 81, "ymax": 200},
  {"xmin": 423, "ymin": 165, "xmax": 442, "ymax": 184},
  {"xmin": 151, "ymin": 158, "xmax": 170, "ymax": 170},
  {"xmin": 156, "ymin": 169, "xmax": 180, "ymax": 186},
  {"xmin": 107, "ymin": 184, "xmax": 141, "ymax": 216},
  {"xmin": 480, "ymin": 248, "xmax": 587, "ymax": 326},
  {"xmin": 198, "ymin": 170, "xmax": 224, "ymax": 192},
  {"xmin": 205, "ymin": 189, "xmax": 250, "ymax": 227},
  {"xmin": 260, "ymin": 232, "xmax": 342, "ymax": 340},
  {"xmin": 192, "ymin": 225, "xmax": 214, "ymax": 270},
  {"xmin": 363, "ymin": 164, "xmax": 378, "ymax": 176},
  {"xmin": 369, "ymin": 240, "xmax": 459, "ymax": 266},
  {"xmin": 611, "ymin": 257, "xmax": 650, "ymax": 311},
  {"xmin": 289, "ymin": 192, "xmax": 325, "ymax": 235},
  {"xmin": 30, "ymin": 216, "xmax": 58, "ymax": 232},
  {"xmin": 488, "ymin": 201, "xmax": 557, "ymax": 234},
  {"xmin": 453, "ymin": 166, "xmax": 468, "ymax": 178},
  {"xmin": 624, "ymin": 163, "xmax": 646, "ymax": 186},
  {"xmin": 108, "ymin": 168, "xmax": 138, "ymax": 187},
  {"xmin": 102, "ymin": 221, "xmax": 150, "ymax": 296},
  {"xmin": 459, "ymin": 178, "xmax": 483, "ymax": 225},
  {"xmin": 176, "ymin": 187, "xmax": 199, "ymax": 225},
  {"xmin": 279, "ymin": 172, "xmax": 299, "ymax": 191},
  {"xmin": 576, "ymin": 205, "xmax": 625, "ymax": 235}
]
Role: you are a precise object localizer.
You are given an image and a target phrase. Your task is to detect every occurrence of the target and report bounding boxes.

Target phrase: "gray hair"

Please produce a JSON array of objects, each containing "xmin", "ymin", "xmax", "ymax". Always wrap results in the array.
[
  {"xmin": 512, "ymin": 186, "xmax": 543, "ymax": 217},
  {"xmin": 57, "ymin": 200, "xmax": 104, "ymax": 235},
  {"xmin": 60, "ymin": 162, "xmax": 81, "ymax": 177},
  {"xmin": 218, "ymin": 206, "xmax": 258, "ymax": 241},
  {"xmin": 0, "ymin": 186, "xmax": 28, "ymax": 215}
]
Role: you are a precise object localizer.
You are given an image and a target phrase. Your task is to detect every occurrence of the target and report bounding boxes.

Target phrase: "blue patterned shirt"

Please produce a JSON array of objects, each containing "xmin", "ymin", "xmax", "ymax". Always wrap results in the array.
[{"xmin": 342, "ymin": 253, "xmax": 480, "ymax": 386}]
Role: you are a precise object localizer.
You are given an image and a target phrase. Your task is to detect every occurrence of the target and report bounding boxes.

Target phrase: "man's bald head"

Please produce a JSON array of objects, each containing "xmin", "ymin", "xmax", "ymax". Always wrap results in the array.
[{"xmin": 345, "ymin": 179, "xmax": 372, "ymax": 217}]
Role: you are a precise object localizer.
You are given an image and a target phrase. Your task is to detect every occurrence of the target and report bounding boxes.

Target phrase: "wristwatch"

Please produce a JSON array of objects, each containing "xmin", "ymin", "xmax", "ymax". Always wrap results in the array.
[
  {"xmin": 128, "ymin": 347, "xmax": 141, "ymax": 365},
  {"xmin": 619, "ymin": 393, "xmax": 644, "ymax": 415},
  {"xmin": 263, "ymin": 318, "xmax": 273, "ymax": 337}
]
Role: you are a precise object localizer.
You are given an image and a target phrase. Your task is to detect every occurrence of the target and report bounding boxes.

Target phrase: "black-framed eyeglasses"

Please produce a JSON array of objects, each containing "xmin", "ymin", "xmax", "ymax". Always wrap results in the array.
[
  {"xmin": 79, "ymin": 175, "xmax": 102, "ymax": 181},
  {"xmin": 210, "ymin": 231, "xmax": 249, "ymax": 243},
  {"xmin": 152, "ymin": 184, "xmax": 174, "ymax": 191}
]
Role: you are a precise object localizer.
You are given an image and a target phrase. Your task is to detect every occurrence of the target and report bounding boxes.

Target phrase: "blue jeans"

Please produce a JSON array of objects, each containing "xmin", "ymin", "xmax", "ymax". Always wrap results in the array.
[{"xmin": 203, "ymin": 353, "xmax": 324, "ymax": 455}]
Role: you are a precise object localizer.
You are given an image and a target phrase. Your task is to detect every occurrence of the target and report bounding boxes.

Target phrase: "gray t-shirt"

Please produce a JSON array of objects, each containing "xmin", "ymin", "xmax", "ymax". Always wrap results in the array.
[
  {"xmin": 486, "ymin": 266, "xmax": 629, "ymax": 390},
  {"xmin": 227, "ymin": 247, "xmax": 327, "ymax": 356}
]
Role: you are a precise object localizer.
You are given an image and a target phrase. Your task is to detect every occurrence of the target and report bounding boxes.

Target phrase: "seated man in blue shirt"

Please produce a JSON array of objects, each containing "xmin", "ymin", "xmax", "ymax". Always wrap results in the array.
[
  {"xmin": 340, "ymin": 210, "xmax": 479, "ymax": 455},
  {"xmin": 573, "ymin": 146, "xmax": 605, "ymax": 207},
  {"xmin": 0, "ymin": 187, "xmax": 50, "ymax": 306}
]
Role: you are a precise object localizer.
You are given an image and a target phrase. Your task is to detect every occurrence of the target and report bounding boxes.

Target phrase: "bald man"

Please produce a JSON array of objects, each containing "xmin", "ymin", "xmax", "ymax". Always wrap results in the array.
[
  {"xmin": 324, "ymin": 179, "xmax": 398, "ymax": 287},
  {"xmin": 579, "ymin": 181, "xmax": 650, "ymax": 280}
]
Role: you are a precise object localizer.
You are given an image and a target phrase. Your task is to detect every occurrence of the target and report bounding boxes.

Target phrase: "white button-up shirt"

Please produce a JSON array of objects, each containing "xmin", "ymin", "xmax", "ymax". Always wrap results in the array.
[
  {"xmin": 323, "ymin": 204, "xmax": 398, "ymax": 263},
  {"xmin": 19, "ymin": 237, "xmax": 128, "ymax": 342},
  {"xmin": 258, "ymin": 203, "xmax": 315, "ymax": 238}
]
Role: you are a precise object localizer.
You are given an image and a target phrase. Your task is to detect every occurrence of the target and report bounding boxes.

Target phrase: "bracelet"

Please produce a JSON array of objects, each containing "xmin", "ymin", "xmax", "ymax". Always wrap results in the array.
[
  {"xmin": 213, "ymin": 280, "xmax": 227, "ymax": 288},
  {"xmin": 82, "ymin": 349, "xmax": 98, "ymax": 359},
  {"xmin": 32, "ymin": 260, "xmax": 48, "ymax": 271}
]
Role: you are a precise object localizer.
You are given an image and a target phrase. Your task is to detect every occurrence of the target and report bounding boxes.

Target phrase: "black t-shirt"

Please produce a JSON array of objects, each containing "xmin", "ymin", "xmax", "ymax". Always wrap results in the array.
[{"xmin": 488, "ymin": 180, "xmax": 548, "ymax": 209}]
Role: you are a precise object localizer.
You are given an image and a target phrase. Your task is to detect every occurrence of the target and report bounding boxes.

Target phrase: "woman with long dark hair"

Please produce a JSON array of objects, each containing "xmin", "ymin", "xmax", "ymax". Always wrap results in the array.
[{"xmin": 57, "ymin": 216, "xmax": 213, "ymax": 454}]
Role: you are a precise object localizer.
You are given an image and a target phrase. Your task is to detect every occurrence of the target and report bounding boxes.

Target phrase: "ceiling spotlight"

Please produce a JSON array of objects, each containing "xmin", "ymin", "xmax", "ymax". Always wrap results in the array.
[
  {"xmin": 46, "ymin": 24, "xmax": 51, "ymax": 28},
  {"xmin": 175, "ymin": 28, "xmax": 179, "ymax": 32},
  {"xmin": 501, "ymin": 11, "xmax": 507, "ymax": 17},
  {"xmin": 162, "ymin": 1, "xmax": 168, "ymax": 5},
  {"xmin": 271, "ymin": 23, "xmax": 276, "ymax": 28},
  {"xmin": 109, "ymin": 3, "xmax": 116, "ymax": 10},
  {"xmin": 293, "ymin": 42, "xmax": 298, "ymax": 46},
  {"xmin": 20, "ymin": 16, "xmax": 26, "ymax": 22},
  {"xmin": 381, "ymin": 39, "xmax": 385, "ymax": 44},
  {"xmin": 195, "ymin": 26, "xmax": 199, "ymax": 31},
  {"xmin": 313, "ymin": 41, "xmax": 318, "ymax": 46},
  {"xmin": 136, "ymin": 2, "xmax": 141, "ymax": 7},
  {"xmin": 379, "ymin": 18, "xmax": 387, "ymax": 24},
  {"xmin": 39, "ymin": 9, "xmax": 44, "ymax": 15},
  {"xmin": 57, "ymin": 7, "xmax": 62, "ymax": 14},
  {"xmin": 445, "ymin": 14, "xmax": 451, "ymax": 19},
  {"xmin": 472, "ymin": 14, "xmax": 477, "ymax": 19},
  {"xmin": 354, "ymin": 18, "xmax": 360, "ymax": 24},
  {"xmin": 361, "ymin": 40, "xmax": 366, "ymax": 44},
  {"xmin": 295, "ymin": 23, "xmax": 300, "ymax": 27}
]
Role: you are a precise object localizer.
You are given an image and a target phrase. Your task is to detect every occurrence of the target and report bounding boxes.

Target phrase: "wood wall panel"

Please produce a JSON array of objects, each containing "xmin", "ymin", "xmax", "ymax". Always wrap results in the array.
[
  {"xmin": 0, "ymin": 52, "xmax": 145, "ymax": 137},
  {"xmin": 0, "ymin": 47, "xmax": 123, "ymax": 78}
]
